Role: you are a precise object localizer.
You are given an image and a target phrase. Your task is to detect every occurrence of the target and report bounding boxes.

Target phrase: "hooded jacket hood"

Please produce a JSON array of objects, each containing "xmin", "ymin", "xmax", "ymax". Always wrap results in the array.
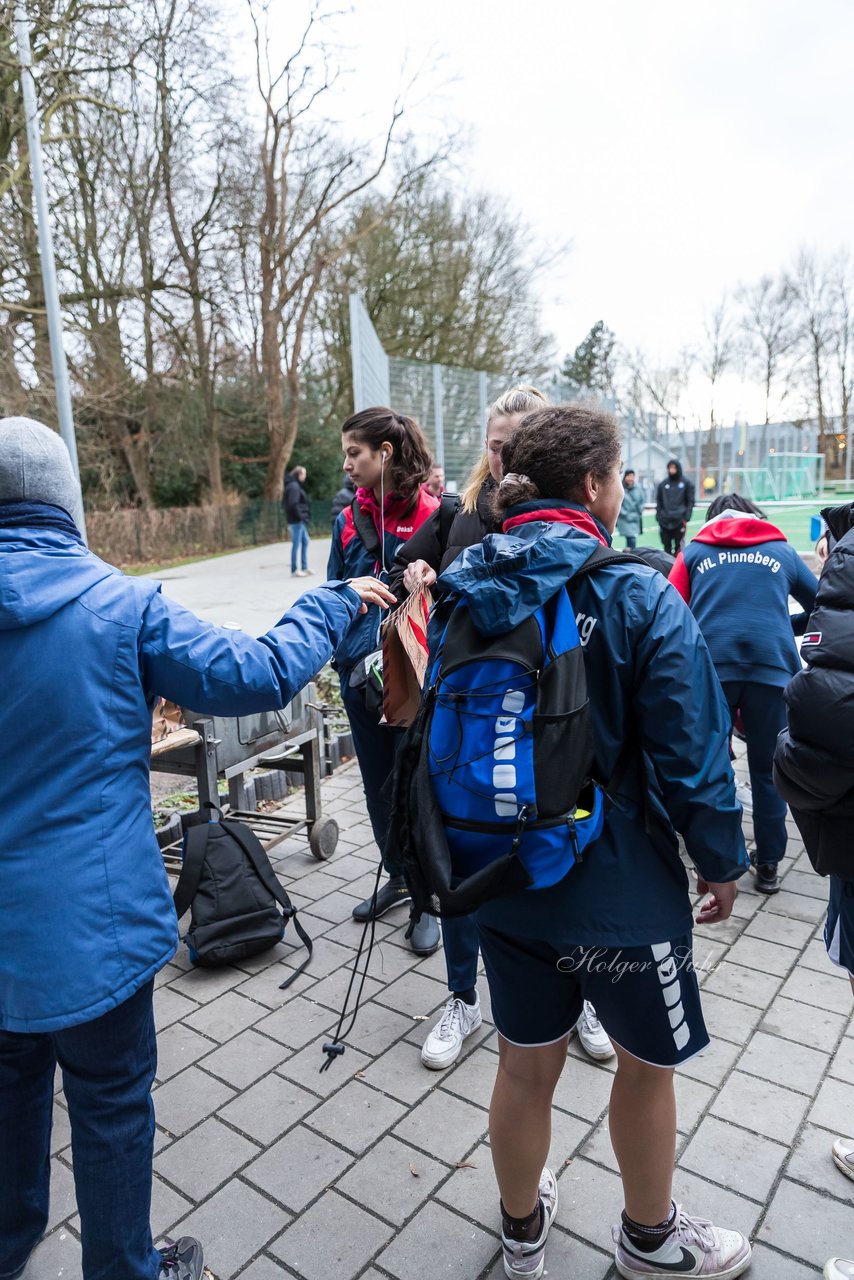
[
  {"xmin": 667, "ymin": 459, "xmax": 683, "ymax": 480},
  {"xmin": 437, "ymin": 505, "xmax": 606, "ymax": 636},
  {"xmin": 691, "ymin": 510, "xmax": 787, "ymax": 548},
  {"xmin": 0, "ymin": 524, "xmax": 115, "ymax": 630}
]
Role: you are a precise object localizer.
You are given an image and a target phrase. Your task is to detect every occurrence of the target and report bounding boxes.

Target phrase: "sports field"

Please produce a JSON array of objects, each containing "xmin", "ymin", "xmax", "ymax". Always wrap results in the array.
[{"xmin": 637, "ymin": 491, "xmax": 854, "ymax": 555}]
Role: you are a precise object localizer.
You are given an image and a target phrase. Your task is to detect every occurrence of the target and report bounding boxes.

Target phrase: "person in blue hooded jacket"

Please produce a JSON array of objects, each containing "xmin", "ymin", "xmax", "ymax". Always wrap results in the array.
[
  {"xmin": 434, "ymin": 405, "xmax": 751, "ymax": 1280},
  {"xmin": 0, "ymin": 417, "xmax": 394, "ymax": 1280}
]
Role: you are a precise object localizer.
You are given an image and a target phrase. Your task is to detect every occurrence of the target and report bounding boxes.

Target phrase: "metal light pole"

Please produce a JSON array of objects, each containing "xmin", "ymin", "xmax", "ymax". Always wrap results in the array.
[{"xmin": 13, "ymin": 2, "xmax": 86, "ymax": 538}]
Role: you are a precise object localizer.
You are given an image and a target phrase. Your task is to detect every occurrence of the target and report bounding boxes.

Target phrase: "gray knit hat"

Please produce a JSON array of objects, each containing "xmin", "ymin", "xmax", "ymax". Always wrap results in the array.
[{"xmin": 0, "ymin": 416, "xmax": 83, "ymax": 523}]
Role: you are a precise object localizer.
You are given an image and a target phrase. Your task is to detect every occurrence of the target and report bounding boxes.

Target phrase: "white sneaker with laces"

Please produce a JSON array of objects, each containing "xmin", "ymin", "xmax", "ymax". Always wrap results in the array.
[
  {"xmin": 735, "ymin": 780, "xmax": 753, "ymax": 814},
  {"xmin": 825, "ymin": 1261, "xmax": 854, "ymax": 1280},
  {"xmin": 502, "ymin": 1168, "xmax": 558, "ymax": 1279},
  {"xmin": 613, "ymin": 1205, "xmax": 751, "ymax": 1280},
  {"xmin": 832, "ymin": 1136, "xmax": 854, "ymax": 1182},
  {"xmin": 420, "ymin": 992, "xmax": 482, "ymax": 1070},
  {"xmin": 574, "ymin": 1000, "xmax": 616, "ymax": 1061}
]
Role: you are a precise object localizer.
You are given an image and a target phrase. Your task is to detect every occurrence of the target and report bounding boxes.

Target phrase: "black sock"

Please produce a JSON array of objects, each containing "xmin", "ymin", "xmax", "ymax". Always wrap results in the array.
[
  {"xmin": 454, "ymin": 988, "xmax": 477, "ymax": 1006},
  {"xmin": 501, "ymin": 1198, "xmax": 544, "ymax": 1242},
  {"xmin": 621, "ymin": 1201, "xmax": 677, "ymax": 1252}
]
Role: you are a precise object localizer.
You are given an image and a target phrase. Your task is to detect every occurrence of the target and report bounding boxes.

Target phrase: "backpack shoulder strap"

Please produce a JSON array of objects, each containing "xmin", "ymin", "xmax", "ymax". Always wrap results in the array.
[
  {"xmin": 570, "ymin": 545, "xmax": 650, "ymax": 581},
  {"xmin": 172, "ymin": 822, "xmax": 212, "ymax": 919},
  {"xmin": 350, "ymin": 497, "xmax": 381, "ymax": 560},
  {"xmin": 219, "ymin": 817, "xmax": 314, "ymax": 989},
  {"xmin": 437, "ymin": 492, "xmax": 459, "ymax": 550}
]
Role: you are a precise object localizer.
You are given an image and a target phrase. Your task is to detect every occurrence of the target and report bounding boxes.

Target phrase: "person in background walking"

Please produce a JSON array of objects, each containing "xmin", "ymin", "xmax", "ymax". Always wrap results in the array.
[
  {"xmin": 615, "ymin": 468, "xmax": 644, "ymax": 549},
  {"xmin": 655, "ymin": 459, "xmax": 694, "ymax": 554},
  {"xmin": 670, "ymin": 493, "xmax": 817, "ymax": 895},
  {"xmin": 330, "ymin": 473, "xmax": 356, "ymax": 526},
  {"xmin": 284, "ymin": 464, "xmax": 312, "ymax": 576},
  {"xmin": 328, "ymin": 407, "xmax": 441, "ymax": 955},
  {"xmin": 0, "ymin": 416, "xmax": 394, "ymax": 1280},
  {"xmin": 426, "ymin": 464, "xmax": 445, "ymax": 497}
]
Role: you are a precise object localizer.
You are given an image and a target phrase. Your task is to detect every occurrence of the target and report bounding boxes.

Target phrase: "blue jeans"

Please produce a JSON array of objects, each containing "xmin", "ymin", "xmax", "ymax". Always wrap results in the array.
[
  {"xmin": 0, "ymin": 981, "xmax": 159, "ymax": 1280},
  {"xmin": 289, "ymin": 521, "xmax": 310, "ymax": 572},
  {"xmin": 442, "ymin": 914, "xmax": 480, "ymax": 994},
  {"xmin": 721, "ymin": 679, "xmax": 788, "ymax": 866}
]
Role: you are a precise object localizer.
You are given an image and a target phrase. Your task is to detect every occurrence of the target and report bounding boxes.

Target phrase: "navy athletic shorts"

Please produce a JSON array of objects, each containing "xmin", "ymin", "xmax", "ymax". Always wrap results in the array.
[
  {"xmin": 476, "ymin": 924, "xmax": 710, "ymax": 1068},
  {"xmin": 825, "ymin": 877, "xmax": 854, "ymax": 977}
]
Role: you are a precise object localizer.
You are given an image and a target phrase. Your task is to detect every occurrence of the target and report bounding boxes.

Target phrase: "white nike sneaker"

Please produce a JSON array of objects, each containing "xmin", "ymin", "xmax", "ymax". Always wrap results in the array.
[
  {"xmin": 574, "ymin": 1001, "xmax": 616, "ymax": 1061},
  {"xmin": 613, "ymin": 1205, "xmax": 752, "ymax": 1279},
  {"xmin": 825, "ymin": 1261, "xmax": 854, "ymax": 1280},
  {"xmin": 832, "ymin": 1136, "xmax": 854, "ymax": 1182},
  {"xmin": 420, "ymin": 992, "xmax": 482, "ymax": 1070},
  {"xmin": 502, "ymin": 1167, "xmax": 558, "ymax": 1279}
]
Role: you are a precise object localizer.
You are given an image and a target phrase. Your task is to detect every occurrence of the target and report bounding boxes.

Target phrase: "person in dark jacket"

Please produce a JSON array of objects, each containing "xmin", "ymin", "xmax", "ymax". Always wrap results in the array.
[
  {"xmin": 670, "ymin": 493, "xmax": 817, "ymax": 894},
  {"xmin": 438, "ymin": 404, "xmax": 749, "ymax": 1280},
  {"xmin": 774, "ymin": 501, "xmax": 854, "ymax": 1253},
  {"xmin": 328, "ymin": 407, "xmax": 440, "ymax": 955},
  {"xmin": 655, "ymin": 458, "xmax": 694, "ymax": 554},
  {"xmin": 615, "ymin": 468, "xmax": 645, "ymax": 548},
  {"xmin": 330, "ymin": 473, "xmax": 356, "ymax": 526},
  {"xmin": 0, "ymin": 417, "xmax": 393, "ymax": 1280},
  {"xmin": 389, "ymin": 386, "xmax": 624, "ymax": 1070},
  {"xmin": 284, "ymin": 465, "xmax": 312, "ymax": 576}
]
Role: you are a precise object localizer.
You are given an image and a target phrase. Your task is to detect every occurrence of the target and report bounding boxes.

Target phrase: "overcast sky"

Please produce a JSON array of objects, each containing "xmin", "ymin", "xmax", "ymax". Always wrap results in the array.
[{"xmin": 260, "ymin": 0, "xmax": 854, "ymax": 419}]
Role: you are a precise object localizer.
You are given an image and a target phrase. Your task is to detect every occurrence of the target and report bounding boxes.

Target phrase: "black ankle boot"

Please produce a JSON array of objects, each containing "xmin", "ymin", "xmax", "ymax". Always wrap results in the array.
[
  {"xmin": 755, "ymin": 863, "xmax": 780, "ymax": 894},
  {"xmin": 351, "ymin": 875, "xmax": 412, "ymax": 922}
]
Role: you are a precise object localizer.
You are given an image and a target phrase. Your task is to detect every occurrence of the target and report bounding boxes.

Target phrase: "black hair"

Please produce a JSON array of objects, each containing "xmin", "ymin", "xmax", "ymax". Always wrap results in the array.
[
  {"xmin": 341, "ymin": 407, "xmax": 432, "ymax": 508},
  {"xmin": 623, "ymin": 469, "xmax": 635, "ymax": 480},
  {"xmin": 494, "ymin": 404, "xmax": 621, "ymax": 518},
  {"xmin": 705, "ymin": 493, "xmax": 766, "ymax": 521}
]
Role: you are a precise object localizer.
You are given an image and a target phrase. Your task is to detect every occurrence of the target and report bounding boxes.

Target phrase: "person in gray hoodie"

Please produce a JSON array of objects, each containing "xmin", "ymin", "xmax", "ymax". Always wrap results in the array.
[{"xmin": 615, "ymin": 469, "xmax": 645, "ymax": 548}]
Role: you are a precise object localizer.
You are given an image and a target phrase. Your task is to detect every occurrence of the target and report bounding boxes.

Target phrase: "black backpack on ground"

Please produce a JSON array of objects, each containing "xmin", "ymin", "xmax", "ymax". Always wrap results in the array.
[{"xmin": 172, "ymin": 806, "xmax": 312, "ymax": 989}]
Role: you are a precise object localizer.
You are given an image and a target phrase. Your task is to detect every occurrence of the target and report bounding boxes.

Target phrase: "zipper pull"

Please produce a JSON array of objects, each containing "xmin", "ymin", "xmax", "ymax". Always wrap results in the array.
[
  {"xmin": 510, "ymin": 805, "xmax": 530, "ymax": 854},
  {"xmin": 567, "ymin": 812, "xmax": 582, "ymax": 862}
]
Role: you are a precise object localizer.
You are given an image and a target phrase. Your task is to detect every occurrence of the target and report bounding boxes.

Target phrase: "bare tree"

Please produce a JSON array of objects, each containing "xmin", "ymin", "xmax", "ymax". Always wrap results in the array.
[
  {"xmin": 787, "ymin": 248, "xmax": 836, "ymax": 433},
  {"xmin": 735, "ymin": 274, "xmax": 797, "ymax": 428},
  {"xmin": 830, "ymin": 250, "xmax": 854, "ymax": 446},
  {"xmin": 698, "ymin": 294, "xmax": 736, "ymax": 438}
]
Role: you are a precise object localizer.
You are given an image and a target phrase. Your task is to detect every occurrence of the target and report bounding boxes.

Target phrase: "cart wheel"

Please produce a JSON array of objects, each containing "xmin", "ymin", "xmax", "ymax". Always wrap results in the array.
[{"xmin": 309, "ymin": 817, "xmax": 339, "ymax": 861}]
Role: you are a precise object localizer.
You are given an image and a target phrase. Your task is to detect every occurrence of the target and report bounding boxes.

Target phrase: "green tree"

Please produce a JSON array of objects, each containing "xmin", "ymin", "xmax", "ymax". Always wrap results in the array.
[{"xmin": 560, "ymin": 321, "xmax": 616, "ymax": 397}]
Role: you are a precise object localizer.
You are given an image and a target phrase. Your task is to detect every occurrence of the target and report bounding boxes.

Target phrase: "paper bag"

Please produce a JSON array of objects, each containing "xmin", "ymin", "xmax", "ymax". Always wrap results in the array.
[
  {"xmin": 382, "ymin": 587, "xmax": 433, "ymax": 728},
  {"xmin": 151, "ymin": 698, "xmax": 185, "ymax": 745}
]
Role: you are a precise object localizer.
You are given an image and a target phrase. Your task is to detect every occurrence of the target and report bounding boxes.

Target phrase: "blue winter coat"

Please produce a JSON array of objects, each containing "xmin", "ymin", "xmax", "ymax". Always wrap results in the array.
[
  {"xmin": 437, "ymin": 507, "xmax": 748, "ymax": 947},
  {"xmin": 0, "ymin": 514, "xmax": 361, "ymax": 1032}
]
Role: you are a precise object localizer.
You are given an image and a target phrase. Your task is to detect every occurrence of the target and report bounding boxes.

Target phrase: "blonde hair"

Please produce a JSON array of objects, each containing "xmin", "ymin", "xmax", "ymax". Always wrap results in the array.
[{"xmin": 460, "ymin": 384, "xmax": 550, "ymax": 513}]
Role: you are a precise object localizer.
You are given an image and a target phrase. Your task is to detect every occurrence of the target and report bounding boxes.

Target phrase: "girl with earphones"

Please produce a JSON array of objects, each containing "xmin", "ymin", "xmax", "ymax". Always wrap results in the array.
[{"xmin": 328, "ymin": 407, "xmax": 440, "ymax": 955}]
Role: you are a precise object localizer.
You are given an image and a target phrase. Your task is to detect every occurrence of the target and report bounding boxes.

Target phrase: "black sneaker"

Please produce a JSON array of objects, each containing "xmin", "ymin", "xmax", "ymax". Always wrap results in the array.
[
  {"xmin": 351, "ymin": 875, "xmax": 412, "ymax": 922},
  {"xmin": 158, "ymin": 1237, "xmax": 204, "ymax": 1280},
  {"xmin": 755, "ymin": 863, "xmax": 780, "ymax": 894}
]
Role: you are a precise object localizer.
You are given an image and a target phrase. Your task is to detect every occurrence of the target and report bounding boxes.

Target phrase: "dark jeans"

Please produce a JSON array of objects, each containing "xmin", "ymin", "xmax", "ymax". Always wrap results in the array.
[
  {"xmin": 289, "ymin": 521, "xmax": 310, "ymax": 572},
  {"xmin": 623, "ymin": 535, "xmax": 637, "ymax": 549},
  {"xmin": 442, "ymin": 913, "xmax": 480, "ymax": 994},
  {"xmin": 722, "ymin": 679, "xmax": 788, "ymax": 866},
  {"xmin": 659, "ymin": 524, "xmax": 684, "ymax": 555},
  {"xmin": 0, "ymin": 981, "xmax": 159, "ymax": 1280},
  {"xmin": 341, "ymin": 676, "xmax": 404, "ymax": 876}
]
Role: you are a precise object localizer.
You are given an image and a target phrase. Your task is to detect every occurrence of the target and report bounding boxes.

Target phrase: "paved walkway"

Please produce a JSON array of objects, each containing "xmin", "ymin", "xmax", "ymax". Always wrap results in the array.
[{"xmin": 30, "ymin": 750, "xmax": 854, "ymax": 1280}]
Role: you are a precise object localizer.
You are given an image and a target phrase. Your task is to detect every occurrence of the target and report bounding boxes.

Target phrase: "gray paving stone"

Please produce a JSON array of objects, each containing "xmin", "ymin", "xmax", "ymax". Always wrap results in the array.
[
  {"xmin": 183, "ymin": 991, "xmax": 265, "ymax": 1043},
  {"xmin": 484, "ymin": 1226, "xmax": 612, "ymax": 1280},
  {"xmin": 168, "ymin": 964, "xmax": 247, "ymax": 1004},
  {"xmin": 711, "ymin": 1070, "xmax": 809, "ymax": 1145},
  {"xmin": 739, "ymin": 1029, "xmax": 829, "ymax": 1095},
  {"xmin": 759, "ymin": 995, "xmax": 847, "ymax": 1052},
  {"xmin": 50, "ymin": 1100, "xmax": 72, "ymax": 1155},
  {"xmin": 217, "ymin": 1072, "xmax": 318, "ymax": 1146},
  {"xmin": 154, "ymin": 986, "xmax": 200, "ymax": 1031},
  {"xmin": 232, "ymin": 962, "xmax": 315, "ymax": 1010},
  {"xmin": 155, "ymin": 1023, "xmax": 216, "ymax": 1082},
  {"xmin": 365, "ymin": 939, "xmax": 423, "ymax": 983},
  {"xmin": 393, "ymin": 1089, "xmax": 489, "ymax": 1164},
  {"xmin": 270, "ymin": 1189, "xmax": 393, "ymax": 1280},
  {"xmin": 671, "ymin": 1166, "xmax": 762, "ymax": 1235},
  {"xmin": 787, "ymin": 1122, "xmax": 854, "ymax": 1204},
  {"xmin": 234, "ymin": 1257, "xmax": 290, "ymax": 1280},
  {"xmin": 358, "ymin": 1039, "xmax": 443, "ymax": 1105},
  {"xmin": 745, "ymin": 910, "xmax": 816, "ymax": 949},
  {"xmin": 724, "ymin": 934, "xmax": 799, "ymax": 979},
  {"xmin": 173, "ymin": 1177, "xmax": 290, "ymax": 1279},
  {"xmin": 676, "ymin": 1036, "xmax": 742, "ymax": 1088},
  {"xmin": 742, "ymin": 1243, "xmax": 817, "ymax": 1280},
  {"xmin": 553, "ymin": 1058, "xmax": 614, "ymax": 1123},
  {"xmin": 779, "ymin": 965, "xmax": 853, "ymax": 1016},
  {"xmin": 304, "ymin": 1079, "xmax": 407, "ymax": 1154},
  {"xmin": 335, "ymin": 1135, "xmax": 448, "ymax": 1226},
  {"xmin": 829, "ymin": 1040, "xmax": 854, "ymax": 1085},
  {"xmin": 550, "ymin": 1156, "xmax": 623, "ymax": 1251},
  {"xmin": 300, "ymin": 964, "xmax": 384, "ymax": 1012},
  {"xmin": 698, "ymin": 990, "xmax": 764, "ymax": 1044},
  {"xmin": 275, "ymin": 1036, "xmax": 372, "ymax": 1098},
  {"xmin": 251, "ymin": 996, "xmax": 336, "ymax": 1051},
  {"xmin": 154, "ymin": 1116, "xmax": 259, "ymax": 1200},
  {"xmin": 759, "ymin": 1177, "xmax": 854, "ymax": 1266},
  {"xmin": 332, "ymin": 999, "xmax": 412, "ymax": 1056},
  {"xmin": 679, "ymin": 1114, "xmax": 787, "ymax": 1202},
  {"xmin": 675, "ymin": 1073, "xmax": 715, "ymax": 1135},
  {"xmin": 548, "ymin": 1108, "xmax": 595, "ymax": 1171},
  {"xmin": 765, "ymin": 891, "xmax": 828, "ymax": 924},
  {"xmin": 26, "ymin": 1226, "xmax": 82, "ymax": 1280},
  {"xmin": 200, "ymin": 1028, "xmax": 290, "ymax": 1089},
  {"xmin": 439, "ymin": 1045, "xmax": 498, "ymax": 1112},
  {"xmin": 308, "ymin": 886, "xmax": 371, "ymax": 925},
  {"xmin": 780, "ymin": 869, "xmax": 828, "ymax": 900},
  {"xmin": 152, "ymin": 1065, "xmax": 236, "ymax": 1138},
  {"xmin": 810, "ymin": 1075, "xmax": 854, "ymax": 1132},
  {"xmin": 322, "ymin": 916, "xmax": 397, "ymax": 948},
  {"xmin": 150, "ymin": 1174, "xmax": 193, "ymax": 1237},
  {"xmin": 434, "ymin": 1142, "xmax": 499, "ymax": 1230},
  {"xmin": 243, "ymin": 1123, "xmax": 354, "ymax": 1211},
  {"xmin": 47, "ymin": 1157, "xmax": 77, "ymax": 1231},
  {"xmin": 376, "ymin": 1199, "xmax": 498, "ymax": 1280},
  {"xmin": 374, "ymin": 968, "xmax": 449, "ymax": 1018},
  {"xmin": 693, "ymin": 916, "xmax": 746, "ymax": 947},
  {"xmin": 278, "ymin": 936, "xmax": 357, "ymax": 981}
]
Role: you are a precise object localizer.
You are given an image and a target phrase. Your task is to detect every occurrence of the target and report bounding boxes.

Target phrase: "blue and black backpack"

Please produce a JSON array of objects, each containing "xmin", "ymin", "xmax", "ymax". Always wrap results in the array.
[{"xmin": 387, "ymin": 545, "xmax": 639, "ymax": 919}]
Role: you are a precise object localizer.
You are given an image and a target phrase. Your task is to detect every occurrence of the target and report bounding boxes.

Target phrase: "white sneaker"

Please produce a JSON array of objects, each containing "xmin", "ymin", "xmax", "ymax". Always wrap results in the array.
[
  {"xmin": 832, "ymin": 1136, "xmax": 854, "ymax": 1182},
  {"xmin": 735, "ymin": 780, "xmax": 753, "ymax": 814},
  {"xmin": 574, "ymin": 1001, "xmax": 615, "ymax": 1061},
  {"xmin": 420, "ymin": 993, "xmax": 482, "ymax": 1070},
  {"xmin": 825, "ymin": 1261, "xmax": 854, "ymax": 1280},
  {"xmin": 613, "ymin": 1205, "xmax": 751, "ymax": 1280},
  {"xmin": 502, "ymin": 1167, "xmax": 558, "ymax": 1279}
]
